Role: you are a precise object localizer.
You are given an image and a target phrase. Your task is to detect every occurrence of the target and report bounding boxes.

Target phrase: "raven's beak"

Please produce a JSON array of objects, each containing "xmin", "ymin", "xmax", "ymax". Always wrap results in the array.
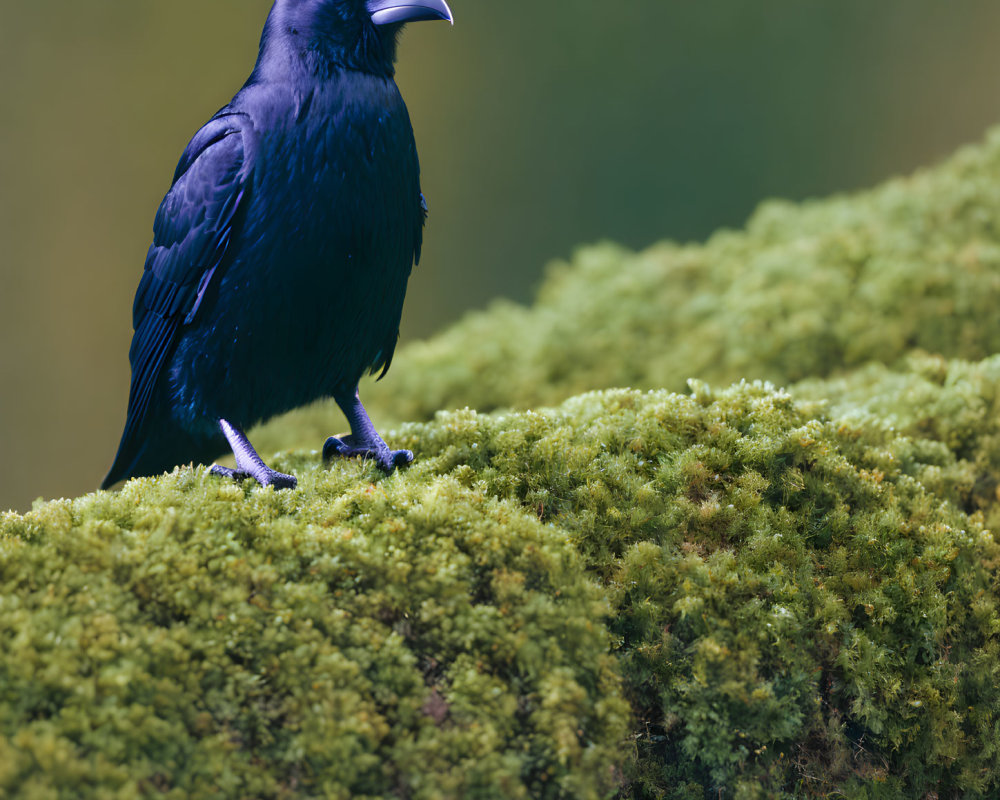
[{"xmin": 366, "ymin": 0, "xmax": 454, "ymax": 26}]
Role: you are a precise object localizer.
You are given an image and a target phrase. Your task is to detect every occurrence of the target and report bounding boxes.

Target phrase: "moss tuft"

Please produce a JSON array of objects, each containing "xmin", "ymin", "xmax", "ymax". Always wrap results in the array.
[{"xmin": 796, "ymin": 351, "xmax": 1000, "ymax": 532}]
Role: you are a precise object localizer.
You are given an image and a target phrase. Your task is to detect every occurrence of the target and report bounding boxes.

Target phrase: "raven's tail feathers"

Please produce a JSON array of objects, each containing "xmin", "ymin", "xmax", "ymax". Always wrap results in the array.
[{"xmin": 101, "ymin": 419, "xmax": 222, "ymax": 490}]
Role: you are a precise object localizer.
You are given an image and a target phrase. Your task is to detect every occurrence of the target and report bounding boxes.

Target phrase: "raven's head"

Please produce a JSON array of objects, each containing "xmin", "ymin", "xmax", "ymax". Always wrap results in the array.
[{"xmin": 260, "ymin": 0, "xmax": 452, "ymax": 77}]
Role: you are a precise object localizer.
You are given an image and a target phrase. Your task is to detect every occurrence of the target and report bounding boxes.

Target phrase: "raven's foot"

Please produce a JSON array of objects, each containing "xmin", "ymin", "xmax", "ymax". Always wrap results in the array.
[
  {"xmin": 208, "ymin": 464, "xmax": 298, "ymax": 490},
  {"xmin": 327, "ymin": 389, "xmax": 413, "ymax": 474},
  {"xmin": 209, "ymin": 418, "xmax": 298, "ymax": 490},
  {"xmin": 323, "ymin": 435, "xmax": 413, "ymax": 474}
]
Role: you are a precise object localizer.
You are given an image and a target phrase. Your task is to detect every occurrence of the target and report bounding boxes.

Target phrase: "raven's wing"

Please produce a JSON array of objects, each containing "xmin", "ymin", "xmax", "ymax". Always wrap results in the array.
[{"xmin": 105, "ymin": 114, "xmax": 251, "ymax": 484}]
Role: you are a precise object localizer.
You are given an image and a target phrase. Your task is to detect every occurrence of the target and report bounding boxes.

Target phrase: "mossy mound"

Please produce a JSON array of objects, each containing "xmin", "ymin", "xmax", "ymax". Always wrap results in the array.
[
  {"xmin": 7, "ymin": 385, "xmax": 1000, "ymax": 798},
  {"xmin": 240, "ymin": 129, "xmax": 1000, "ymax": 795},
  {"xmin": 389, "ymin": 385, "xmax": 1000, "ymax": 798},
  {"xmin": 348, "ymin": 128, "xmax": 1000, "ymax": 433},
  {"xmin": 0, "ymin": 470, "xmax": 628, "ymax": 799}
]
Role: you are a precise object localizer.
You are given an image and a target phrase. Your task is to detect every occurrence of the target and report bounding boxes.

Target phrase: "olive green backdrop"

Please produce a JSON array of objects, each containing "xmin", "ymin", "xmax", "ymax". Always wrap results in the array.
[{"xmin": 3, "ymin": 0, "xmax": 1000, "ymax": 511}]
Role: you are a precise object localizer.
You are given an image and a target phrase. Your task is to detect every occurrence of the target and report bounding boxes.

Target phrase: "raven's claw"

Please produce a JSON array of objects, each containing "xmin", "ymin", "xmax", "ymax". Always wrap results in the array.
[
  {"xmin": 323, "ymin": 435, "xmax": 413, "ymax": 473},
  {"xmin": 208, "ymin": 419, "xmax": 298, "ymax": 489},
  {"xmin": 325, "ymin": 389, "xmax": 414, "ymax": 474},
  {"xmin": 209, "ymin": 464, "xmax": 298, "ymax": 489},
  {"xmin": 209, "ymin": 465, "xmax": 248, "ymax": 481}
]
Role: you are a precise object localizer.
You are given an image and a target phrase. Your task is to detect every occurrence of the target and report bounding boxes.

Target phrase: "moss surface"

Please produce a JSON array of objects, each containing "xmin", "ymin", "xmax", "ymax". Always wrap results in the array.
[
  {"xmin": 7, "ymin": 386, "xmax": 1000, "ymax": 797},
  {"xmin": 393, "ymin": 386, "xmax": 1000, "ymax": 797},
  {"xmin": 0, "ymin": 468, "xmax": 627, "ymax": 799},
  {"xmin": 8, "ymin": 130, "xmax": 1000, "ymax": 797},
  {"xmin": 796, "ymin": 351, "xmax": 1000, "ymax": 531}
]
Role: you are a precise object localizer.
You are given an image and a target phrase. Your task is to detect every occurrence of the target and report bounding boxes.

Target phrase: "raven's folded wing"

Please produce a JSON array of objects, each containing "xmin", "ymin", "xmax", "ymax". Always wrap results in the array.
[{"xmin": 106, "ymin": 114, "xmax": 251, "ymax": 482}]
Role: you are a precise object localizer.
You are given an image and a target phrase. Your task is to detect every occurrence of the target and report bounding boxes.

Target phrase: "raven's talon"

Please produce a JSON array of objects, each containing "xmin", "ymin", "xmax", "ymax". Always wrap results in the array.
[
  {"xmin": 260, "ymin": 470, "xmax": 298, "ymax": 490},
  {"xmin": 323, "ymin": 435, "xmax": 354, "ymax": 461},
  {"xmin": 323, "ymin": 436, "xmax": 412, "ymax": 474},
  {"xmin": 209, "ymin": 465, "xmax": 248, "ymax": 480},
  {"xmin": 209, "ymin": 463, "xmax": 297, "ymax": 489},
  {"xmin": 392, "ymin": 449, "xmax": 414, "ymax": 468}
]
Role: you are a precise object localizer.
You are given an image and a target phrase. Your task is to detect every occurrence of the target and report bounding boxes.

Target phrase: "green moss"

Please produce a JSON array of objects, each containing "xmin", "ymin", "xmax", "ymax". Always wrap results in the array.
[
  {"xmin": 388, "ymin": 385, "xmax": 1000, "ymax": 797},
  {"xmin": 6, "ymin": 385, "xmax": 1000, "ymax": 797},
  {"xmin": 795, "ymin": 351, "xmax": 1000, "ymax": 531},
  {"xmin": 0, "ymin": 469, "xmax": 628, "ymax": 799}
]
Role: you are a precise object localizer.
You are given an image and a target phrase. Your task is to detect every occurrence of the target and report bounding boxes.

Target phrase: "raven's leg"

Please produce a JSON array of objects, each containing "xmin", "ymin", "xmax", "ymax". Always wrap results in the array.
[
  {"xmin": 209, "ymin": 418, "xmax": 297, "ymax": 489},
  {"xmin": 323, "ymin": 389, "xmax": 413, "ymax": 473}
]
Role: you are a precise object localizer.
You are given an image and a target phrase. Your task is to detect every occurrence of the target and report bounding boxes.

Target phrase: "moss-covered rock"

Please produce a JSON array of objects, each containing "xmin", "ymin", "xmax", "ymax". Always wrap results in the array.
[
  {"xmin": 6, "ymin": 385, "xmax": 1000, "ymax": 798},
  {"xmin": 8, "ymin": 128, "xmax": 1000, "ymax": 797},
  {"xmin": 389, "ymin": 386, "xmax": 1000, "ymax": 798},
  {"xmin": 0, "ymin": 470, "xmax": 628, "ymax": 799}
]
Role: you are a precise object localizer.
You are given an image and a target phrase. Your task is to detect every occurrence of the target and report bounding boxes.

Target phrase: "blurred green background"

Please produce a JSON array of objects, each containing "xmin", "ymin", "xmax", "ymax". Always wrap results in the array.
[{"xmin": 3, "ymin": 0, "xmax": 1000, "ymax": 512}]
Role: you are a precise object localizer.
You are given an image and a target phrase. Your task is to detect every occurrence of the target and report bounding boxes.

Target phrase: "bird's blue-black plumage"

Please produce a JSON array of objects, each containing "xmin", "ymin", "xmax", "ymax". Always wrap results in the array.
[
  {"xmin": 127, "ymin": 122, "xmax": 248, "ymax": 435},
  {"xmin": 103, "ymin": 0, "xmax": 450, "ymax": 489}
]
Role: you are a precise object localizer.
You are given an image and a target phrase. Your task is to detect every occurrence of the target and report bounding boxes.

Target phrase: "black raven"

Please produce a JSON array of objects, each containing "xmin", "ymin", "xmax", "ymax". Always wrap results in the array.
[{"xmin": 102, "ymin": 0, "xmax": 453, "ymax": 490}]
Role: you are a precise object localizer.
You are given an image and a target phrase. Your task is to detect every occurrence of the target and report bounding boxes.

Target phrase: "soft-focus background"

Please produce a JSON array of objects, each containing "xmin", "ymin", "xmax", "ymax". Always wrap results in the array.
[{"xmin": 3, "ymin": 0, "xmax": 1000, "ymax": 512}]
